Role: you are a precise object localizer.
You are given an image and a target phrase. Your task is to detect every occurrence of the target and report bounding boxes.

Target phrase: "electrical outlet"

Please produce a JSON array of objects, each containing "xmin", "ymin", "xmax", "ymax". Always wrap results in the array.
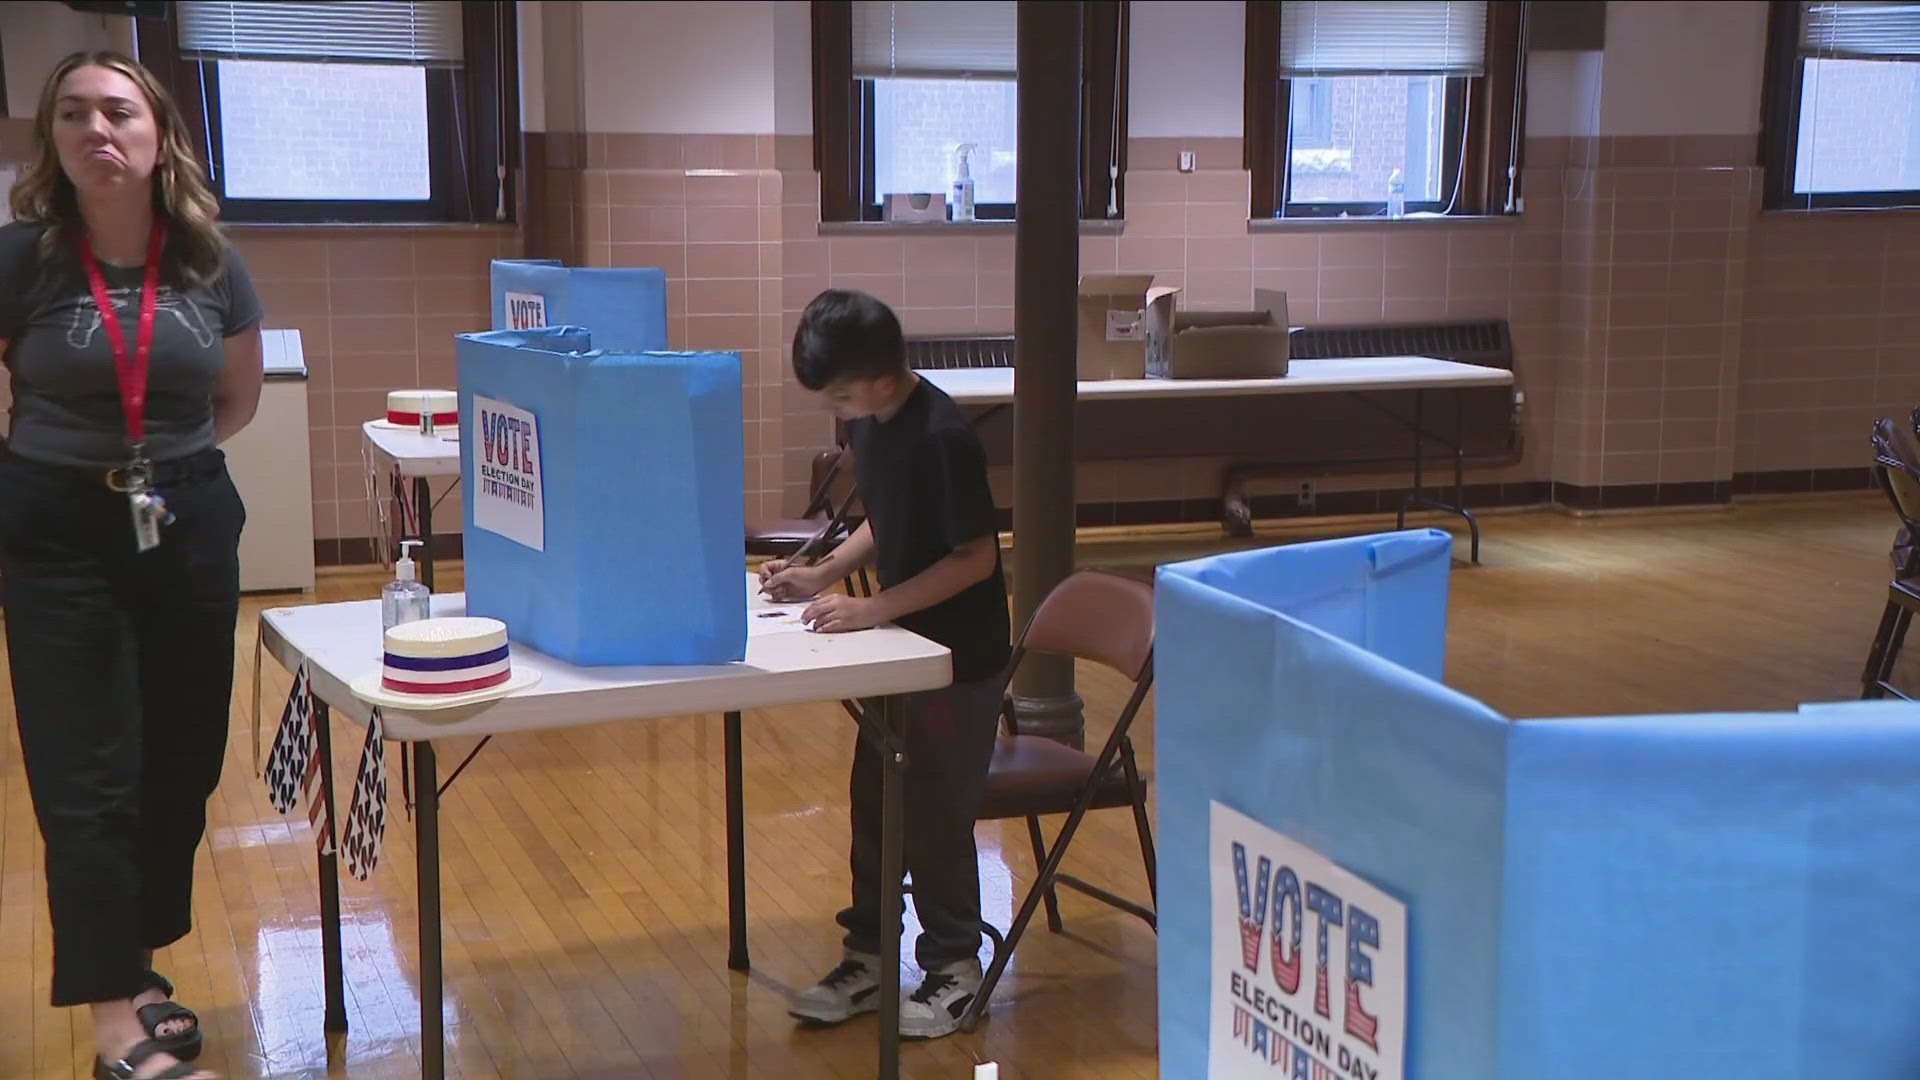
[
  {"xmin": 1177, "ymin": 150, "xmax": 1196, "ymax": 173},
  {"xmin": 1297, "ymin": 480, "xmax": 1316, "ymax": 507}
]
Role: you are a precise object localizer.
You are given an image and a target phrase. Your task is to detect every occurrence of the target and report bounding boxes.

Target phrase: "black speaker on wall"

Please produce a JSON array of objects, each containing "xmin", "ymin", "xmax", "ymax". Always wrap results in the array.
[
  {"xmin": 61, "ymin": 1, "xmax": 168, "ymax": 17},
  {"xmin": 1530, "ymin": 0, "xmax": 1606, "ymax": 52}
]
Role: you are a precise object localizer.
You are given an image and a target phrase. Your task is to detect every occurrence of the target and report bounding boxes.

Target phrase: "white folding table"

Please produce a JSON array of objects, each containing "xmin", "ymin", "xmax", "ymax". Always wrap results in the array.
[
  {"xmin": 259, "ymin": 578, "xmax": 951, "ymax": 1080},
  {"xmin": 920, "ymin": 357, "xmax": 1517, "ymax": 561},
  {"xmin": 361, "ymin": 421, "xmax": 460, "ymax": 588}
]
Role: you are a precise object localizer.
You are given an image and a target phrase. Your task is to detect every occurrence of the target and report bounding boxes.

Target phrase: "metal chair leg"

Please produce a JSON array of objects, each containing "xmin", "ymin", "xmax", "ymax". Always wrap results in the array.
[
  {"xmin": 1863, "ymin": 598, "xmax": 1903, "ymax": 698},
  {"xmin": 1120, "ymin": 744, "xmax": 1157, "ymax": 907},
  {"xmin": 1880, "ymin": 607, "xmax": 1916, "ymax": 696},
  {"xmin": 1025, "ymin": 815, "xmax": 1064, "ymax": 933}
]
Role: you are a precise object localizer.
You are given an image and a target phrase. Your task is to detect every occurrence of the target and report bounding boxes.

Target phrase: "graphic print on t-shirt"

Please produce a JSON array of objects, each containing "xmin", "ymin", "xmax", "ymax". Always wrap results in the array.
[{"xmin": 64, "ymin": 284, "xmax": 218, "ymax": 350}]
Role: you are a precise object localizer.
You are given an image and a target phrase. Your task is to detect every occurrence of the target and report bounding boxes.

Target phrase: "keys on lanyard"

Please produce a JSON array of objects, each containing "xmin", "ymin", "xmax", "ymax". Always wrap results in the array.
[
  {"xmin": 107, "ymin": 457, "xmax": 174, "ymax": 552},
  {"xmin": 80, "ymin": 222, "xmax": 168, "ymax": 552}
]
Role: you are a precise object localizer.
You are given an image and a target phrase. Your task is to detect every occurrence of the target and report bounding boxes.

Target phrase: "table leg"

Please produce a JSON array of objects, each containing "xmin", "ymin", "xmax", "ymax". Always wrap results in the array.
[
  {"xmin": 314, "ymin": 702, "xmax": 348, "ymax": 1034},
  {"xmin": 415, "ymin": 741, "xmax": 445, "ymax": 1080},
  {"xmin": 724, "ymin": 710, "xmax": 750, "ymax": 972},
  {"xmin": 1397, "ymin": 389, "xmax": 1426, "ymax": 531},
  {"xmin": 877, "ymin": 695, "xmax": 904, "ymax": 1080},
  {"xmin": 414, "ymin": 476, "xmax": 435, "ymax": 592},
  {"xmin": 1393, "ymin": 388, "xmax": 1484, "ymax": 564}
]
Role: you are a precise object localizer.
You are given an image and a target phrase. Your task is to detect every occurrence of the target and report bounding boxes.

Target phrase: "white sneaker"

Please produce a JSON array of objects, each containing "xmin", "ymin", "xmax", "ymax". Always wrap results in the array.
[
  {"xmin": 788, "ymin": 951, "xmax": 883, "ymax": 1025},
  {"xmin": 899, "ymin": 958, "xmax": 983, "ymax": 1039}
]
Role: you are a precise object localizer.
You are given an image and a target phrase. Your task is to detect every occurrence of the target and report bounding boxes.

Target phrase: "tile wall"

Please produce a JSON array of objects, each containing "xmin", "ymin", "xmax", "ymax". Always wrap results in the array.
[{"xmin": 4, "ymin": 124, "xmax": 1915, "ymax": 560}]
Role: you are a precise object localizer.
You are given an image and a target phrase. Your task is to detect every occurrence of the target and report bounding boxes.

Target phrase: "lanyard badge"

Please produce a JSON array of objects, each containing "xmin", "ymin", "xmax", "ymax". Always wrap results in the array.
[{"xmin": 81, "ymin": 223, "xmax": 170, "ymax": 552}]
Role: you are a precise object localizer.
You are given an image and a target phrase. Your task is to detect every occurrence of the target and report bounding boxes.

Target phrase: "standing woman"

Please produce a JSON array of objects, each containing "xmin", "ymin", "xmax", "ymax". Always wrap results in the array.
[{"xmin": 0, "ymin": 51, "xmax": 262, "ymax": 1080}]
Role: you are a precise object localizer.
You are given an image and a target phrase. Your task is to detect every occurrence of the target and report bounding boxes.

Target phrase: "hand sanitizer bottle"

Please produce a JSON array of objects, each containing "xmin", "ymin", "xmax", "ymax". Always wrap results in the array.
[
  {"xmin": 382, "ymin": 540, "xmax": 432, "ymax": 630},
  {"xmin": 951, "ymin": 143, "xmax": 977, "ymax": 222},
  {"xmin": 1386, "ymin": 169, "xmax": 1406, "ymax": 219}
]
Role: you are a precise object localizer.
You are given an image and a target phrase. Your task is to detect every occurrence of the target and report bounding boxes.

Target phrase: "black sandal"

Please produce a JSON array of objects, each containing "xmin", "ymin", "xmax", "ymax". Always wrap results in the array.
[
  {"xmin": 94, "ymin": 1038, "xmax": 202, "ymax": 1079},
  {"xmin": 134, "ymin": 970, "xmax": 202, "ymax": 1062}
]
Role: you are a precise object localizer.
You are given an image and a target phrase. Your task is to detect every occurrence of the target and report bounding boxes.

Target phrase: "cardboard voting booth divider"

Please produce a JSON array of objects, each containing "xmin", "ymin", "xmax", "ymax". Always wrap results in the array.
[
  {"xmin": 1155, "ymin": 531, "xmax": 1920, "ymax": 1080},
  {"xmin": 490, "ymin": 259, "xmax": 669, "ymax": 351},
  {"xmin": 456, "ymin": 327, "xmax": 746, "ymax": 666}
]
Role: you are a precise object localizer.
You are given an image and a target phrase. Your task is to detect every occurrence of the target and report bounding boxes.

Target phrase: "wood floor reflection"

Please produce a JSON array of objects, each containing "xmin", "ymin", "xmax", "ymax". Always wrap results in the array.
[{"xmin": 1, "ymin": 495, "xmax": 1904, "ymax": 1078}]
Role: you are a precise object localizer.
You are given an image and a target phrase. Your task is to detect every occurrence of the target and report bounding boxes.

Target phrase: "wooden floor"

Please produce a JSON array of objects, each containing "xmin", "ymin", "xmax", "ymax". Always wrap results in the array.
[{"xmin": 2, "ymin": 494, "xmax": 1910, "ymax": 1079}]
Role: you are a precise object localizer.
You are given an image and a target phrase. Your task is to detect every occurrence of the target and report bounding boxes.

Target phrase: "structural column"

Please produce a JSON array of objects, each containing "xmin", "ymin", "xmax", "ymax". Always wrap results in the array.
[{"xmin": 1010, "ymin": 0, "xmax": 1085, "ymax": 746}]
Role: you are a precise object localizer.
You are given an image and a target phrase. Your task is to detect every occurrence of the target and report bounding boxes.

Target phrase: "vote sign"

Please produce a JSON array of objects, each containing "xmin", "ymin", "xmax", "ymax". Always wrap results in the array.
[{"xmin": 1210, "ymin": 802, "xmax": 1406, "ymax": 1080}]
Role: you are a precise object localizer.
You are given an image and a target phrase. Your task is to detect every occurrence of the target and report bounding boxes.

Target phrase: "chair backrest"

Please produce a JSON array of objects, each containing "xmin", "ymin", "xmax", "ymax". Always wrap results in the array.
[
  {"xmin": 803, "ymin": 447, "xmax": 857, "ymax": 518},
  {"xmin": 1015, "ymin": 570, "xmax": 1155, "ymax": 682},
  {"xmin": 1873, "ymin": 414, "xmax": 1920, "ymax": 536}
]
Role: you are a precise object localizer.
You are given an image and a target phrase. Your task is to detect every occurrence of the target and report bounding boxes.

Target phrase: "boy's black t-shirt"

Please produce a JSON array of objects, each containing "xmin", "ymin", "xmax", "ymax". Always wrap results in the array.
[{"xmin": 848, "ymin": 377, "xmax": 1011, "ymax": 683}]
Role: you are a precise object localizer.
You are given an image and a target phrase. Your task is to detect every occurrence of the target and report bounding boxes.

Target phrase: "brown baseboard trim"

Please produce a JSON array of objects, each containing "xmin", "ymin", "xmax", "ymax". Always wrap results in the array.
[
  {"xmin": 1549, "ymin": 479, "xmax": 1733, "ymax": 512},
  {"xmin": 1733, "ymin": 467, "xmax": 1875, "ymax": 496},
  {"xmin": 992, "ymin": 481, "xmax": 1554, "ymax": 531}
]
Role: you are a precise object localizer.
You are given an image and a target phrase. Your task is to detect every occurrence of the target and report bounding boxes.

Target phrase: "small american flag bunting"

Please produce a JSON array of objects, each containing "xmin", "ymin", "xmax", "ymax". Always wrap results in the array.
[
  {"xmin": 342, "ymin": 709, "xmax": 389, "ymax": 881},
  {"xmin": 263, "ymin": 664, "xmax": 314, "ymax": 813}
]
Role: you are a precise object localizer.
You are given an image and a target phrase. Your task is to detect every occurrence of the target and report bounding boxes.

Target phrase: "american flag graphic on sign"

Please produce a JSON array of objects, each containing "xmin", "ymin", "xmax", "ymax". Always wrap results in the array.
[
  {"xmin": 263, "ymin": 664, "xmax": 314, "ymax": 813},
  {"xmin": 342, "ymin": 709, "xmax": 389, "ymax": 880},
  {"xmin": 1233, "ymin": 844, "xmax": 1271, "ymax": 971},
  {"xmin": 1345, "ymin": 973, "xmax": 1380, "ymax": 1049}
]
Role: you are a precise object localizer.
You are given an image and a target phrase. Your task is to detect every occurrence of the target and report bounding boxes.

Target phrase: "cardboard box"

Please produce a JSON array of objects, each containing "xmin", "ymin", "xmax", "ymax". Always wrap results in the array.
[
  {"xmin": 1146, "ymin": 289, "xmax": 1290, "ymax": 379},
  {"xmin": 1078, "ymin": 273, "xmax": 1180, "ymax": 381}
]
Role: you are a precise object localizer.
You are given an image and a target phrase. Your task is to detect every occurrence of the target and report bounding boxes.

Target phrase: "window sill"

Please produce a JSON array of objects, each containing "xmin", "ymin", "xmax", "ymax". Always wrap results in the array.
[
  {"xmin": 224, "ymin": 221, "xmax": 519, "ymax": 234},
  {"xmin": 1249, "ymin": 214, "xmax": 1521, "ymax": 233},
  {"xmin": 1761, "ymin": 205, "xmax": 1920, "ymax": 219},
  {"xmin": 818, "ymin": 219, "xmax": 1126, "ymax": 237}
]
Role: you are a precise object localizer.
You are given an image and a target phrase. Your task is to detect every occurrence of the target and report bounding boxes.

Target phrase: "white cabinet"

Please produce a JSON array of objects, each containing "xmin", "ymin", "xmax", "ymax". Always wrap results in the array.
[{"xmin": 226, "ymin": 329, "xmax": 316, "ymax": 592}]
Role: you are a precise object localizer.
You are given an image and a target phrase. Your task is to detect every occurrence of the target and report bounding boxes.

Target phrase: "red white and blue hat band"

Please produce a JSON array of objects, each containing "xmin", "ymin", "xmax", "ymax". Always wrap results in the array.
[{"xmin": 381, "ymin": 644, "xmax": 511, "ymax": 695}]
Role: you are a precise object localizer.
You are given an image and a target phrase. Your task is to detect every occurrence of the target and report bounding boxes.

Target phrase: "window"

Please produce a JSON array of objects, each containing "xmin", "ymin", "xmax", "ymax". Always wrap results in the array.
[
  {"xmin": 135, "ymin": 1, "xmax": 516, "ymax": 224},
  {"xmin": 1761, "ymin": 1, "xmax": 1920, "ymax": 210},
  {"xmin": 813, "ymin": 0, "xmax": 1129, "ymax": 223},
  {"xmin": 1245, "ymin": 1, "xmax": 1525, "ymax": 219}
]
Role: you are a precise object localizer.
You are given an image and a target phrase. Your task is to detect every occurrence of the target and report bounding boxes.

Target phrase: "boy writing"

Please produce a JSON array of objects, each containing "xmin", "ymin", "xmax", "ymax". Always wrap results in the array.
[{"xmin": 760, "ymin": 289, "xmax": 1011, "ymax": 1038}]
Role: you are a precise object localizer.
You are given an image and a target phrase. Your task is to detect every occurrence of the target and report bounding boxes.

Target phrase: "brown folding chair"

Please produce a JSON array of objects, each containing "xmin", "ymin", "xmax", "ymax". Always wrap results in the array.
[
  {"xmin": 963, "ymin": 569, "xmax": 1156, "ymax": 1029},
  {"xmin": 1861, "ymin": 407, "xmax": 1920, "ymax": 699},
  {"xmin": 745, "ymin": 447, "xmax": 856, "ymax": 559}
]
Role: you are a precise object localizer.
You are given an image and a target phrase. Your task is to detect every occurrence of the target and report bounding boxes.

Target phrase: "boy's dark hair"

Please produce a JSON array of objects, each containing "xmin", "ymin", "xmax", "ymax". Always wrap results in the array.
[{"xmin": 792, "ymin": 289, "xmax": 908, "ymax": 391}]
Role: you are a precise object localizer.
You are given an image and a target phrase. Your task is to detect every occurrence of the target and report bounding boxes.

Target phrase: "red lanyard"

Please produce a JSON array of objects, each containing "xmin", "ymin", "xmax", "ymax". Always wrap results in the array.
[{"xmin": 78, "ymin": 222, "xmax": 165, "ymax": 456}]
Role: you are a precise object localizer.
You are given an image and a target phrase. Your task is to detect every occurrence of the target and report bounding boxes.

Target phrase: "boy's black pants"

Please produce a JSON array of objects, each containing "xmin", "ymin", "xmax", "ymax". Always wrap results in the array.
[{"xmin": 838, "ymin": 676, "xmax": 1004, "ymax": 969}]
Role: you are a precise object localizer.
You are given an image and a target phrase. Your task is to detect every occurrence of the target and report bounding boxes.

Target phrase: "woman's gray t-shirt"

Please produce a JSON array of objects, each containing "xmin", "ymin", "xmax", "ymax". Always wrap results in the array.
[{"xmin": 0, "ymin": 220, "xmax": 264, "ymax": 468}]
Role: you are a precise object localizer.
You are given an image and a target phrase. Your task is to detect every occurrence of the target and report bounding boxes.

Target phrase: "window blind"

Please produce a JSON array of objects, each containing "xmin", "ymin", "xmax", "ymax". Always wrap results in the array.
[
  {"xmin": 851, "ymin": 0, "xmax": 1017, "ymax": 80},
  {"xmin": 177, "ymin": 1, "xmax": 464, "ymax": 66},
  {"xmin": 1279, "ymin": 0, "xmax": 1488, "ymax": 77},
  {"xmin": 1801, "ymin": 1, "xmax": 1920, "ymax": 61}
]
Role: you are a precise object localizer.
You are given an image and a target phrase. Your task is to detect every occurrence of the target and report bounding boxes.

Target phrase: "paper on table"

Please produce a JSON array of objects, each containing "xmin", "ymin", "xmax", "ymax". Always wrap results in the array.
[{"xmin": 747, "ymin": 603, "xmax": 814, "ymax": 637}]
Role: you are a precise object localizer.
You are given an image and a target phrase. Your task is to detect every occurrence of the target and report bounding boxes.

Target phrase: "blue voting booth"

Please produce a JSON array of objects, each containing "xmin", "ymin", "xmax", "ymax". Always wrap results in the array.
[
  {"xmin": 1155, "ymin": 531, "xmax": 1920, "ymax": 1079},
  {"xmin": 489, "ymin": 259, "xmax": 669, "ymax": 351},
  {"xmin": 455, "ymin": 327, "xmax": 745, "ymax": 666}
]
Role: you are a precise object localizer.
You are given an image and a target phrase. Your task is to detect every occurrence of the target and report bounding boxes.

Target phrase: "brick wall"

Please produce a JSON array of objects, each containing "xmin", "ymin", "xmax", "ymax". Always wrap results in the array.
[{"xmin": 1291, "ymin": 75, "xmax": 1446, "ymax": 207}]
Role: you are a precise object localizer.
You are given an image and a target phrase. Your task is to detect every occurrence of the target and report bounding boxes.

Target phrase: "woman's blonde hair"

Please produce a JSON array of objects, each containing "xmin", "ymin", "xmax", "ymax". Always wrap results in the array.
[{"xmin": 9, "ymin": 51, "xmax": 226, "ymax": 284}]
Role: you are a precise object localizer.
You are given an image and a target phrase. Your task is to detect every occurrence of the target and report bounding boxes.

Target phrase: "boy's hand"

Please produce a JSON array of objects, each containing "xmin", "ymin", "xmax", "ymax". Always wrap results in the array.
[
  {"xmin": 801, "ymin": 593, "xmax": 883, "ymax": 633},
  {"xmin": 761, "ymin": 560, "xmax": 830, "ymax": 603}
]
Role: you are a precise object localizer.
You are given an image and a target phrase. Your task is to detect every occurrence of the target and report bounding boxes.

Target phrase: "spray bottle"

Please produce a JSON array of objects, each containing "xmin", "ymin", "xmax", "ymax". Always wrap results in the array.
[
  {"xmin": 382, "ymin": 540, "xmax": 432, "ymax": 630},
  {"xmin": 951, "ymin": 143, "xmax": 978, "ymax": 222}
]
